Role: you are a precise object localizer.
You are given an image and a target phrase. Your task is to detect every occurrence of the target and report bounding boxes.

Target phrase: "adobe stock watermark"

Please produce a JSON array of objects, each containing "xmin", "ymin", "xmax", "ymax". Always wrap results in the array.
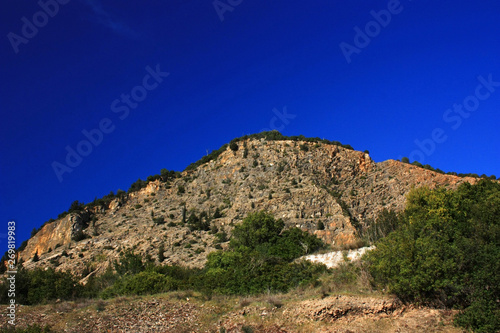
[
  {"xmin": 260, "ymin": 106, "xmax": 296, "ymax": 132},
  {"xmin": 6, "ymin": 221, "xmax": 17, "ymax": 326},
  {"xmin": 51, "ymin": 64, "xmax": 169, "ymax": 182},
  {"xmin": 403, "ymin": 74, "xmax": 499, "ymax": 163},
  {"xmin": 339, "ymin": 0, "xmax": 405, "ymax": 64},
  {"xmin": 7, "ymin": 0, "xmax": 71, "ymax": 54},
  {"xmin": 213, "ymin": 0, "xmax": 242, "ymax": 22}
]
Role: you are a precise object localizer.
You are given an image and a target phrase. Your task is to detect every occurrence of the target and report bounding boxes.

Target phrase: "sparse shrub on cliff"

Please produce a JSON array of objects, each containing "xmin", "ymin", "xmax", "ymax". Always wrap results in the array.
[
  {"xmin": 128, "ymin": 178, "xmax": 147, "ymax": 193},
  {"xmin": 68, "ymin": 200, "xmax": 84, "ymax": 213},
  {"xmin": 214, "ymin": 231, "xmax": 228, "ymax": 243},
  {"xmin": 229, "ymin": 141, "xmax": 239, "ymax": 151},
  {"xmin": 184, "ymin": 143, "xmax": 229, "ymax": 171},
  {"xmin": 187, "ymin": 211, "xmax": 210, "ymax": 231},
  {"xmin": 177, "ymin": 185, "xmax": 185, "ymax": 195},
  {"xmin": 213, "ymin": 207, "xmax": 222, "ymax": 219},
  {"xmin": 153, "ymin": 216, "xmax": 165, "ymax": 225},
  {"xmin": 317, "ymin": 221, "xmax": 325, "ymax": 230}
]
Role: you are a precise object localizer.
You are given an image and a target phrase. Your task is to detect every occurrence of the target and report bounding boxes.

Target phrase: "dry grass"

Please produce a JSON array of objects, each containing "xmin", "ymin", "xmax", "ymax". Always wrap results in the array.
[
  {"xmin": 10, "ymin": 288, "xmax": 463, "ymax": 333},
  {"xmin": 317, "ymin": 261, "xmax": 375, "ymax": 297},
  {"xmin": 330, "ymin": 239, "xmax": 368, "ymax": 251},
  {"xmin": 266, "ymin": 295, "xmax": 283, "ymax": 308},
  {"xmin": 239, "ymin": 296, "xmax": 254, "ymax": 308}
]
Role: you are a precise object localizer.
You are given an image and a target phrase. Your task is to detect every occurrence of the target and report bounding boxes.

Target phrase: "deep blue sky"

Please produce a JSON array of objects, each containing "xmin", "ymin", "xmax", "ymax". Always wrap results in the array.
[{"xmin": 1, "ymin": 0, "xmax": 499, "ymax": 247}]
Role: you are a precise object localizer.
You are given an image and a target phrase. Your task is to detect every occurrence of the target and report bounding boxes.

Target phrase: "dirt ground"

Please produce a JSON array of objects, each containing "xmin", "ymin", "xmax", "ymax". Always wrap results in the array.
[{"xmin": 0, "ymin": 292, "xmax": 464, "ymax": 333}]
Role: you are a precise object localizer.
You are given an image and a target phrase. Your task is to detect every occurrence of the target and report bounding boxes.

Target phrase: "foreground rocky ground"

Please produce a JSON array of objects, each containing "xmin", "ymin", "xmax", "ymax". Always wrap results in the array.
[{"xmin": 1, "ymin": 291, "xmax": 463, "ymax": 333}]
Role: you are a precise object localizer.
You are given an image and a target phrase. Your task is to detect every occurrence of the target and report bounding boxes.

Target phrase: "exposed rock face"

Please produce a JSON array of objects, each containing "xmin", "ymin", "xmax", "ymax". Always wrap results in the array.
[
  {"xmin": 20, "ymin": 211, "xmax": 90, "ymax": 263},
  {"xmin": 284, "ymin": 294, "xmax": 403, "ymax": 323},
  {"xmin": 18, "ymin": 138, "xmax": 478, "ymax": 276}
]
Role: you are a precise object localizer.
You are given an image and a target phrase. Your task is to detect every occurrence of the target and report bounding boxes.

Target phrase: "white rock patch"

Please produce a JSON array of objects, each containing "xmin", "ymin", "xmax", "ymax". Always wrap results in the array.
[{"xmin": 302, "ymin": 246, "xmax": 375, "ymax": 269}]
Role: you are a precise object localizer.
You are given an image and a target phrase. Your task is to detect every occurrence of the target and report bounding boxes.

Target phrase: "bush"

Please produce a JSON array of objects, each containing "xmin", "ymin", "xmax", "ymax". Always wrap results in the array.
[
  {"xmin": 0, "ymin": 267, "xmax": 82, "ymax": 305},
  {"xmin": 215, "ymin": 231, "xmax": 228, "ymax": 243},
  {"xmin": 362, "ymin": 208, "xmax": 400, "ymax": 244},
  {"xmin": 230, "ymin": 211, "xmax": 284, "ymax": 250},
  {"xmin": 268, "ymin": 227, "xmax": 324, "ymax": 260},
  {"xmin": 201, "ymin": 211, "xmax": 327, "ymax": 295},
  {"xmin": 114, "ymin": 250, "xmax": 147, "ymax": 276},
  {"xmin": 365, "ymin": 180, "xmax": 500, "ymax": 332},
  {"xmin": 177, "ymin": 185, "xmax": 185, "ymax": 194},
  {"xmin": 229, "ymin": 142, "xmax": 239, "ymax": 151},
  {"xmin": 153, "ymin": 216, "xmax": 165, "ymax": 225},
  {"xmin": 187, "ymin": 211, "xmax": 210, "ymax": 231},
  {"xmin": 102, "ymin": 271, "xmax": 177, "ymax": 298},
  {"xmin": 158, "ymin": 244, "xmax": 165, "ymax": 262},
  {"xmin": 317, "ymin": 221, "xmax": 325, "ymax": 230},
  {"xmin": 128, "ymin": 178, "xmax": 147, "ymax": 193}
]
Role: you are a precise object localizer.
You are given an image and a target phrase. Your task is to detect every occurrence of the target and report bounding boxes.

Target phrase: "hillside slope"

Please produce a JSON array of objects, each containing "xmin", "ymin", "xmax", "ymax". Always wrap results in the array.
[{"xmin": 18, "ymin": 135, "xmax": 476, "ymax": 278}]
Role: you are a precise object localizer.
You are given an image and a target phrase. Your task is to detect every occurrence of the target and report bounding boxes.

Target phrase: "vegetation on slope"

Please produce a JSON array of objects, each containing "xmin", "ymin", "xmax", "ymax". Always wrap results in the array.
[
  {"xmin": 2, "ymin": 180, "xmax": 499, "ymax": 332},
  {"xmin": 400, "ymin": 156, "xmax": 496, "ymax": 179},
  {"xmin": 365, "ymin": 179, "xmax": 500, "ymax": 332},
  {"xmin": 1, "ymin": 211, "xmax": 326, "ymax": 303}
]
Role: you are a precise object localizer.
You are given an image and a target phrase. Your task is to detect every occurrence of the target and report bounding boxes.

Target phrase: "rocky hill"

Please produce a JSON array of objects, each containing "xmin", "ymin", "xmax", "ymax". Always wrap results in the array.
[{"xmin": 18, "ymin": 133, "xmax": 477, "ymax": 279}]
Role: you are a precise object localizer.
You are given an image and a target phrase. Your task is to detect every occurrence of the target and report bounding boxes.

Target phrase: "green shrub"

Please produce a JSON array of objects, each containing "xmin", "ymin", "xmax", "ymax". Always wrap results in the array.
[
  {"xmin": 317, "ymin": 221, "xmax": 325, "ymax": 230},
  {"xmin": 454, "ymin": 299, "xmax": 500, "ymax": 333},
  {"xmin": 365, "ymin": 180, "xmax": 500, "ymax": 332},
  {"xmin": 229, "ymin": 211, "xmax": 282, "ymax": 248},
  {"xmin": 229, "ymin": 142, "xmax": 239, "ymax": 151},
  {"xmin": 177, "ymin": 185, "xmax": 185, "ymax": 194},
  {"xmin": 0, "ymin": 267, "xmax": 82, "ymax": 305},
  {"xmin": 362, "ymin": 208, "xmax": 400, "ymax": 244},
  {"xmin": 113, "ymin": 250, "xmax": 147, "ymax": 276},
  {"xmin": 201, "ymin": 211, "xmax": 327, "ymax": 295},
  {"xmin": 158, "ymin": 244, "xmax": 165, "ymax": 262},
  {"xmin": 153, "ymin": 216, "xmax": 165, "ymax": 225},
  {"xmin": 268, "ymin": 227, "xmax": 324, "ymax": 260},
  {"xmin": 128, "ymin": 178, "xmax": 147, "ymax": 193},
  {"xmin": 215, "ymin": 231, "xmax": 228, "ymax": 243},
  {"xmin": 187, "ymin": 211, "xmax": 210, "ymax": 231},
  {"xmin": 242, "ymin": 326, "xmax": 254, "ymax": 333}
]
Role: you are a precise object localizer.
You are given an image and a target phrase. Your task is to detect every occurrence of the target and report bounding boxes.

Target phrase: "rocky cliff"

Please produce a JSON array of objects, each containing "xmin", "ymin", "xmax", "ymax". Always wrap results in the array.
[{"xmin": 18, "ymin": 136, "xmax": 477, "ymax": 278}]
